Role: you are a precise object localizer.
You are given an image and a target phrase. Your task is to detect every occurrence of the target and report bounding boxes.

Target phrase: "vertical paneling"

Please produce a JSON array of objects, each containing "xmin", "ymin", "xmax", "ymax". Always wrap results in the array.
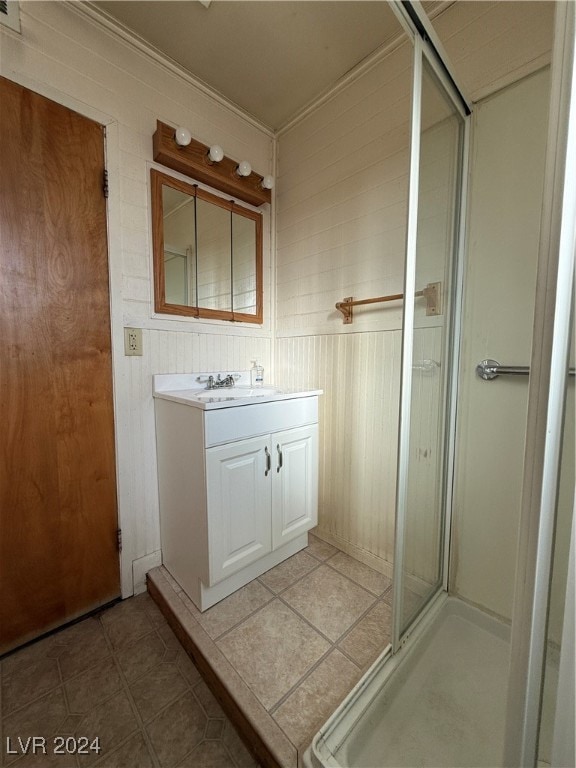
[
  {"xmin": 277, "ymin": 332, "xmax": 400, "ymax": 572},
  {"xmin": 277, "ymin": 328, "xmax": 442, "ymax": 576}
]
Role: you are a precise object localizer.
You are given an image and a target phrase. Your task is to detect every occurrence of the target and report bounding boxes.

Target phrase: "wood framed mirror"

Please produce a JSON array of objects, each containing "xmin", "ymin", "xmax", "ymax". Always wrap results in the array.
[{"xmin": 151, "ymin": 169, "xmax": 263, "ymax": 323}]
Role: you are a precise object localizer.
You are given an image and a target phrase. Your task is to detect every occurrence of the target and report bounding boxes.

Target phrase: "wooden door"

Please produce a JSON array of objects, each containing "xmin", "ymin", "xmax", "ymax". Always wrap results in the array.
[{"xmin": 0, "ymin": 77, "xmax": 121, "ymax": 655}]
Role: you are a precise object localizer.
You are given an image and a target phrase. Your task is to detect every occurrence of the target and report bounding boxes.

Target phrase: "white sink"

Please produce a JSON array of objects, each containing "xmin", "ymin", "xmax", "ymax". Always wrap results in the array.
[
  {"xmin": 153, "ymin": 372, "xmax": 322, "ymax": 411},
  {"xmin": 193, "ymin": 386, "xmax": 283, "ymax": 400}
]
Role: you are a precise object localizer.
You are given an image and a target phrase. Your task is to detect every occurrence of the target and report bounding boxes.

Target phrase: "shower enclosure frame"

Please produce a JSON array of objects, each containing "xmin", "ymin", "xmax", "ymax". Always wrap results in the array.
[{"xmin": 389, "ymin": 1, "xmax": 471, "ymax": 654}]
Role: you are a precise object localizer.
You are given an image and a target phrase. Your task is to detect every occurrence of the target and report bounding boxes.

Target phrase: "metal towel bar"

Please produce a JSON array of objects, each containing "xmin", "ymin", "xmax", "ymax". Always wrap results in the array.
[{"xmin": 476, "ymin": 358, "xmax": 575, "ymax": 381}]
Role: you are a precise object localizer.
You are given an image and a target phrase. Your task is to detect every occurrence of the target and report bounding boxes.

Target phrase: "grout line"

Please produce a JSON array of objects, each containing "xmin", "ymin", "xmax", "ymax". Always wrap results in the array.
[
  {"xmin": 333, "ymin": 643, "xmax": 366, "ymax": 671},
  {"xmin": 1, "ymin": 597, "xmax": 259, "ymax": 768},
  {"xmin": 266, "ymin": 643, "xmax": 338, "ymax": 719},
  {"xmin": 54, "ymin": 643, "xmax": 80, "ymax": 768},
  {"xmin": 97, "ymin": 614, "xmax": 161, "ymax": 768},
  {"xmin": 266, "ymin": 599, "xmax": 391, "ymax": 723},
  {"xmin": 261, "ymin": 595, "xmax": 373, "ymax": 712},
  {"xmin": 280, "ymin": 585, "xmax": 379, "ymax": 654},
  {"xmin": 210, "ymin": 549, "xmax": 337, "ymax": 645},
  {"xmin": 2, "ymin": 675, "xmax": 64, "ymax": 734},
  {"xmin": 322, "ymin": 562, "xmax": 387, "ymax": 598},
  {"xmin": 151, "ymin": 547, "xmax": 392, "ymax": 763},
  {"xmin": 199, "ymin": 543, "xmax": 390, "ymax": 718},
  {"xmin": 268, "ymin": 588, "xmax": 393, "ymax": 707},
  {"xmin": 323, "ymin": 559, "xmax": 393, "ymax": 598},
  {"xmin": 101, "ymin": 601, "xmax": 244, "ymax": 768},
  {"xmin": 306, "ymin": 541, "xmax": 340, "ymax": 565},
  {"xmin": 335, "ymin": 594, "xmax": 393, "ymax": 665},
  {"xmin": 224, "ymin": 740, "xmax": 247, "ymax": 768},
  {"xmin": 200, "ymin": 590, "xmax": 277, "ymax": 645},
  {"xmin": 155, "ymin": 687, "xmax": 210, "ymax": 768},
  {"xmin": 256, "ymin": 553, "xmax": 323, "ymax": 597},
  {"xmin": 152, "ymin": 562, "xmax": 373, "ymax": 766},
  {"xmin": 274, "ymin": 591, "xmax": 340, "ymax": 648}
]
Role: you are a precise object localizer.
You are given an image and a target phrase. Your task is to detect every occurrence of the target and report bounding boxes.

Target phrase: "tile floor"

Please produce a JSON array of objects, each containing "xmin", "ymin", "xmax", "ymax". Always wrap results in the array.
[
  {"xmin": 150, "ymin": 533, "xmax": 394, "ymax": 764},
  {"xmin": 0, "ymin": 534, "xmax": 393, "ymax": 768},
  {"xmin": 0, "ymin": 593, "xmax": 258, "ymax": 768}
]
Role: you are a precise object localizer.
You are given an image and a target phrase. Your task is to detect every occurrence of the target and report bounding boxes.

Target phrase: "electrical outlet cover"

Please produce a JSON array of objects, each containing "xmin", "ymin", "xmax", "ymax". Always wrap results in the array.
[{"xmin": 124, "ymin": 327, "xmax": 143, "ymax": 356}]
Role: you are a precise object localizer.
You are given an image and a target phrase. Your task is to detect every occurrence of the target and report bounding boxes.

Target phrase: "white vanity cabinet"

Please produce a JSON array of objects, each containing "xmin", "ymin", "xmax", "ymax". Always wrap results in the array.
[
  {"xmin": 271, "ymin": 425, "xmax": 318, "ymax": 548},
  {"xmin": 207, "ymin": 424, "xmax": 318, "ymax": 584},
  {"xmin": 154, "ymin": 381, "xmax": 320, "ymax": 611}
]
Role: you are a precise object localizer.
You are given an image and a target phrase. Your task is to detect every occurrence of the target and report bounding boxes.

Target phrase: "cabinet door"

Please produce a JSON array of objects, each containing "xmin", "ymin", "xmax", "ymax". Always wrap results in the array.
[
  {"xmin": 272, "ymin": 425, "xmax": 318, "ymax": 549},
  {"xmin": 206, "ymin": 436, "xmax": 272, "ymax": 585}
]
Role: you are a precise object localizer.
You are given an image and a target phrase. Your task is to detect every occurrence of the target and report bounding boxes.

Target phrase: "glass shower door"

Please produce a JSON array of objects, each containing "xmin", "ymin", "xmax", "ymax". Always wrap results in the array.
[{"xmin": 392, "ymin": 38, "xmax": 467, "ymax": 646}]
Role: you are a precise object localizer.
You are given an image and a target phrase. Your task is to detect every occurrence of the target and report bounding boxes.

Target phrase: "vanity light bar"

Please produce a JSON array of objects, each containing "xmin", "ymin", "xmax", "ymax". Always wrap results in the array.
[{"xmin": 152, "ymin": 121, "xmax": 272, "ymax": 207}]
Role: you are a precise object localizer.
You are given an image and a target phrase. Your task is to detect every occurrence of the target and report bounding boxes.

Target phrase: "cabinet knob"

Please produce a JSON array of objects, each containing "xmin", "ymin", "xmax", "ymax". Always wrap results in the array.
[{"xmin": 277, "ymin": 444, "xmax": 283, "ymax": 473}]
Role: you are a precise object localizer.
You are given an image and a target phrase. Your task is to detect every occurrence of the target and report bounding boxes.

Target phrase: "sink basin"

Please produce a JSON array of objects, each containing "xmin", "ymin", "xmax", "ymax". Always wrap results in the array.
[
  {"xmin": 153, "ymin": 373, "xmax": 322, "ymax": 411},
  {"xmin": 193, "ymin": 386, "xmax": 283, "ymax": 400}
]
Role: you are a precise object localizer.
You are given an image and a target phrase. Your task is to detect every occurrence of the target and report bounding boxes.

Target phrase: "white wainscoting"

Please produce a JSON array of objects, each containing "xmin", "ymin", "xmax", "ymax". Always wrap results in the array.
[{"xmin": 277, "ymin": 332, "xmax": 400, "ymax": 572}]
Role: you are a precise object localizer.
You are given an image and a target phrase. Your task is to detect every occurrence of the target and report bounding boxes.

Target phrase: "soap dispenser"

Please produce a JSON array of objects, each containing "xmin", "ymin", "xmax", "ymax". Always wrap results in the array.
[{"xmin": 250, "ymin": 359, "xmax": 264, "ymax": 387}]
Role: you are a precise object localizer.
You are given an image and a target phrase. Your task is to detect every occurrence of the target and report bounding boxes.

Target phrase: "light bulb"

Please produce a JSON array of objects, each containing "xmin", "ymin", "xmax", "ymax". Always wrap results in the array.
[
  {"xmin": 174, "ymin": 127, "xmax": 191, "ymax": 147},
  {"xmin": 236, "ymin": 160, "xmax": 252, "ymax": 177},
  {"xmin": 261, "ymin": 175, "xmax": 274, "ymax": 190},
  {"xmin": 208, "ymin": 144, "xmax": 224, "ymax": 163}
]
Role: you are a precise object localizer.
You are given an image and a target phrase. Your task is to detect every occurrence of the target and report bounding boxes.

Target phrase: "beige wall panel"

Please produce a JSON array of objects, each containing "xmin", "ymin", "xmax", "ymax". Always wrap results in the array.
[
  {"xmin": 276, "ymin": 40, "xmax": 413, "ymax": 339},
  {"xmin": 277, "ymin": 332, "xmax": 400, "ymax": 572},
  {"xmin": 433, "ymin": 1, "xmax": 554, "ymax": 102},
  {"xmin": 279, "ymin": 38, "xmax": 411, "ymax": 163},
  {"xmin": 452, "ymin": 69, "xmax": 551, "ymax": 620}
]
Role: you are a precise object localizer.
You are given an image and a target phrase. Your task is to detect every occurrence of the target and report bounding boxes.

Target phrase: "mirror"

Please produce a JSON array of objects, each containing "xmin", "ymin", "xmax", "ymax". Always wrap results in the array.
[{"xmin": 151, "ymin": 169, "xmax": 263, "ymax": 323}]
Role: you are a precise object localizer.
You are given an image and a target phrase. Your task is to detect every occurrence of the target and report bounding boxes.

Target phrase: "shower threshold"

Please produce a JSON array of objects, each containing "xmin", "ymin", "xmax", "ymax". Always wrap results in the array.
[{"xmin": 305, "ymin": 595, "xmax": 512, "ymax": 768}]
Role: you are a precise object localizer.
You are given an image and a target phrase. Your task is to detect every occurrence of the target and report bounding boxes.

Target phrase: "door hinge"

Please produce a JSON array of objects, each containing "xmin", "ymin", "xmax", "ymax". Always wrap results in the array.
[
  {"xmin": 116, "ymin": 528, "xmax": 122, "ymax": 552},
  {"xmin": 103, "ymin": 169, "xmax": 109, "ymax": 199}
]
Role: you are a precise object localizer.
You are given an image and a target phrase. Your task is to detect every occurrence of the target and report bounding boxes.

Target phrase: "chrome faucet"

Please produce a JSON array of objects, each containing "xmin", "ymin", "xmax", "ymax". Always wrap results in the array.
[{"xmin": 206, "ymin": 374, "xmax": 236, "ymax": 390}]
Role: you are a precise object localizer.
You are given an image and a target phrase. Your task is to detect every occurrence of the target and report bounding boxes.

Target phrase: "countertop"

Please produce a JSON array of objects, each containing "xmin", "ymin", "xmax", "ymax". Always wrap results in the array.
[{"xmin": 153, "ymin": 373, "xmax": 322, "ymax": 411}]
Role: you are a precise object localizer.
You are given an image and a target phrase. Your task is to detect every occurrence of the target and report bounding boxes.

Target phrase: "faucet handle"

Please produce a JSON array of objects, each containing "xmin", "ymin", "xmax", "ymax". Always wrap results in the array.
[{"xmin": 195, "ymin": 372, "xmax": 240, "ymax": 390}]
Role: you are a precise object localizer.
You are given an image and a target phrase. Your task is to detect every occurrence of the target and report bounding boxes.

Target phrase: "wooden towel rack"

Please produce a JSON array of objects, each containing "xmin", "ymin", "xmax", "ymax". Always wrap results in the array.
[{"xmin": 335, "ymin": 281, "xmax": 442, "ymax": 324}]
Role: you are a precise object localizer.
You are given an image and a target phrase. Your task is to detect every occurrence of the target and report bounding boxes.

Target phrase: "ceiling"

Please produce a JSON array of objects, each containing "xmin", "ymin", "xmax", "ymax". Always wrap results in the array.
[{"xmin": 91, "ymin": 1, "xmax": 435, "ymax": 131}]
